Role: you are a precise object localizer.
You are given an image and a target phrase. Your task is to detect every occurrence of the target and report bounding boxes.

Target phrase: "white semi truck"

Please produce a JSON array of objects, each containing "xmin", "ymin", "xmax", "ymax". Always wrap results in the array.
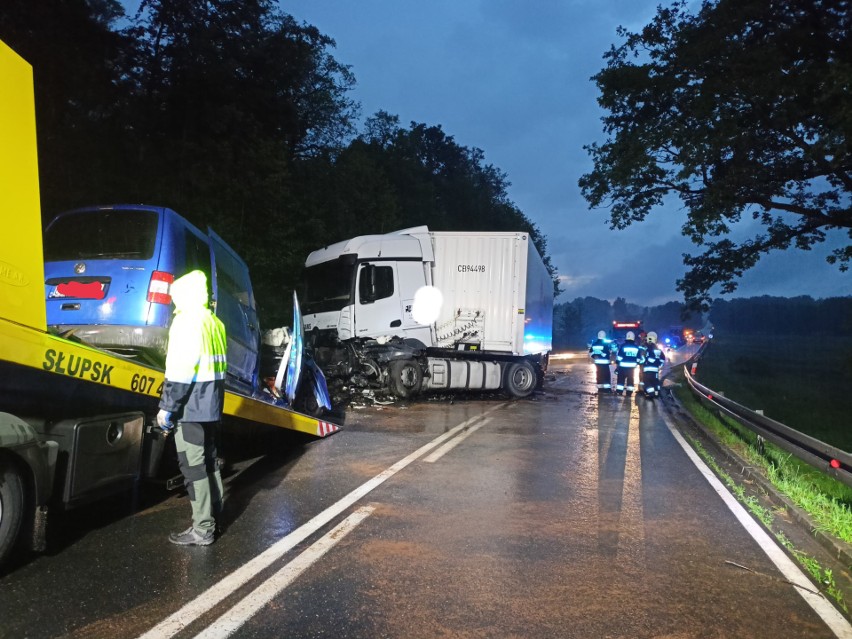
[{"xmin": 301, "ymin": 227, "xmax": 554, "ymax": 400}]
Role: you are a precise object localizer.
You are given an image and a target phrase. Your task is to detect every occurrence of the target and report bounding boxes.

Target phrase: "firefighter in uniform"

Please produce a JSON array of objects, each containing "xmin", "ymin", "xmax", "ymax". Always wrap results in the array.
[
  {"xmin": 641, "ymin": 331, "xmax": 666, "ymax": 399},
  {"xmin": 615, "ymin": 331, "xmax": 642, "ymax": 396},
  {"xmin": 636, "ymin": 331, "xmax": 648, "ymax": 391},
  {"xmin": 588, "ymin": 330, "xmax": 615, "ymax": 392},
  {"xmin": 157, "ymin": 270, "xmax": 228, "ymax": 546}
]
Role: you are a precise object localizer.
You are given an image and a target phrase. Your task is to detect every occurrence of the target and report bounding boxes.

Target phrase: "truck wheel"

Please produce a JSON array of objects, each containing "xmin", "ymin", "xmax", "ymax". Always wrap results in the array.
[
  {"xmin": 388, "ymin": 359, "xmax": 423, "ymax": 398},
  {"xmin": 503, "ymin": 360, "xmax": 537, "ymax": 398},
  {"xmin": 0, "ymin": 463, "xmax": 25, "ymax": 568}
]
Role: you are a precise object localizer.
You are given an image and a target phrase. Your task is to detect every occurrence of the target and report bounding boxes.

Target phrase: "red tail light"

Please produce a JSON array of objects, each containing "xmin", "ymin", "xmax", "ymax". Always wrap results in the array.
[{"xmin": 147, "ymin": 271, "xmax": 174, "ymax": 304}]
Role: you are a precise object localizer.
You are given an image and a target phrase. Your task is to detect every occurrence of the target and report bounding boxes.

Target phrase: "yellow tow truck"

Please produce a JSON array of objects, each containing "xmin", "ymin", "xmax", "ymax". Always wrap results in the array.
[{"xmin": 0, "ymin": 40, "xmax": 339, "ymax": 567}]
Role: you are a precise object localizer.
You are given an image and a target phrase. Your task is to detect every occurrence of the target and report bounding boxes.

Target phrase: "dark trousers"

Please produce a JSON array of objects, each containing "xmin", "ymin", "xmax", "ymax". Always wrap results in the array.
[
  {"xmin": 175, "ymin": 421, "xmax": 224, "ymax": 533},
  {"xmin": 616, "ymin": 365, "xmax": 637, "ymax": 393},
  {"xmin": 643, "ymin": 369, "xmax": 661, "ymax": 397},
  {"xmin": 594, "ymin": 363, "xmax": 612, "ymax": 390}
]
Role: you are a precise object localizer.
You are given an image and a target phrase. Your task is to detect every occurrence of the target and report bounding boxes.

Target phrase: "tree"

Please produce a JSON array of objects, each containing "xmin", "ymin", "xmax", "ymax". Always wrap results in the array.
[
  {"xmin": 124, "ymin": 0, "xmax": 357, "ymax": 216},
  {"xmin": 579, "ymin": 0, "xmax": 852, "ymax": 310},
  {"xmin": 645, "ymin": 301, "xmax": 690, "ymax": 332},
  {"xmin": 0, "ymin": 0, "xmax": 133, "ymax": 220},
  {"xmin": 2, "ymin": 4, "xmax": 560, "ymax": 326},
  {"xmin": 118, "ymin": 0, "xmax": 359, "ymax": 325},
  {"xmin": 309, "ymin": 114, "xmax": 562, "ymax": 296},
  {"xmin": 708, "ymin": 295, "xmax": 852, "ymax": 335}
]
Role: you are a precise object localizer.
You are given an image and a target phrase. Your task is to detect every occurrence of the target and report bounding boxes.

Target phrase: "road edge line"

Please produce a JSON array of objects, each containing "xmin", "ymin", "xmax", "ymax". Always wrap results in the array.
[{"xmin": 662, "ymin": 412, "xmax": 852, "ymax": 638}]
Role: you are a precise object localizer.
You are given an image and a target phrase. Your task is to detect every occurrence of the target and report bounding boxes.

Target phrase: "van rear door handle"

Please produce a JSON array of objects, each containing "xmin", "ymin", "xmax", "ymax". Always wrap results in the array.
[{"xmin": 390, "ymin": 319, "xmax": 401, "ymax": 328}]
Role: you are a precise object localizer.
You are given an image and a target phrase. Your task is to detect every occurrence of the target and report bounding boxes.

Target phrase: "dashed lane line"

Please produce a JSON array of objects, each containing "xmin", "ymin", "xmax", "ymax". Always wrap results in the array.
[
  {"xmin": 193, "ymin": 505, "xmax": 376, "ymax": 639},
  {"xmin": 137, "ymin": 402, "xmax": 507, "ymax": 639}
]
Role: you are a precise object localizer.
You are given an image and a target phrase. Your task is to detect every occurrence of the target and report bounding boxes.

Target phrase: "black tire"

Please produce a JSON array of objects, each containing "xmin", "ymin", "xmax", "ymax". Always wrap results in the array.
[
  {"xmin": 0, "ymin": 462, "xmax": 25, "ymax": 568},
  {"xmin": 503, "ymin": 360, "xmax": 537, "ymax": 399},
  {"xmin": 388, "ymin": 359, "xmax": 424, "ymax": 398}
]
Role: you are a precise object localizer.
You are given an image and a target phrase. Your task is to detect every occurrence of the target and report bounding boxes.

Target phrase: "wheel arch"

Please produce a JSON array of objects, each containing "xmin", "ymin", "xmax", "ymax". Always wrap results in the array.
[{"xmin": 0, "ymin": 414, "xmax": 57, "ymax": 509}]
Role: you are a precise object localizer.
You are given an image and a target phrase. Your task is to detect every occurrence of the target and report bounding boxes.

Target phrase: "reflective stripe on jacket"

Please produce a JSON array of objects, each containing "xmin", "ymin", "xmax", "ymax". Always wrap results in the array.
[
  {"xmin": 643, "ymin": 346, "xmax": 666, "ymax": 372},
  {"xmin": 617, "ymin": 341, "xmax": 642, "ymax": 368},
  {"xmin": 159, "ymin": 271, "xmax": 228, "ymax": 422},
  {"xmin": 589, "ymin": 338, "xmax": 613, "ymax": 365}
]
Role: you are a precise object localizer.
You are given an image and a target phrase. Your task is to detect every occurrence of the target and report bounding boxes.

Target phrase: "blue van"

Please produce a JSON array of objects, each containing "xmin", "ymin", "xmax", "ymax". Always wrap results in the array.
[{"xmin": 43, "ymin": 204, "xmax": 260, "ymax": 387}]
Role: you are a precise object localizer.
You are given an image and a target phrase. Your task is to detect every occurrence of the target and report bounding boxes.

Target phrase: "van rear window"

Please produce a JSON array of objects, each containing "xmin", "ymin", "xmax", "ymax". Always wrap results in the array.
[{"xmin": 44, "ymin": 209, "xmax": 158, "ymax": 261}]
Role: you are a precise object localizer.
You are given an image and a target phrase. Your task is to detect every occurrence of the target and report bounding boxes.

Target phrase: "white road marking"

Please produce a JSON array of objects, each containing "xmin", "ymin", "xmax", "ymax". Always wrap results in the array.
[
  {"xmin": 423, "ymin": 418, "xmax": 491, "ymax": 462},
  {"xmin": 193, "ymin": 505, "xmax": 375, "ymax": 639},
  {"xmin": 137, "ymin": 402, "xmax": 507, "ymax": 639},
  {"xmin": 662, "ymin": 412, "xmax": 852, "ymax": 638},
  {"xmin": 617, "ymin": 404, "xmax": 646, "ymax": 557}
]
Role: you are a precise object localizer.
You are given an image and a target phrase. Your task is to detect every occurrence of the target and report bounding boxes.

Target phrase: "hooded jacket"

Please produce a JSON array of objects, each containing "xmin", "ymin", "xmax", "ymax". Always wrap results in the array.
[{"xmin": 159, "ymin": 270, "xmax": 227, "ymax": 422}]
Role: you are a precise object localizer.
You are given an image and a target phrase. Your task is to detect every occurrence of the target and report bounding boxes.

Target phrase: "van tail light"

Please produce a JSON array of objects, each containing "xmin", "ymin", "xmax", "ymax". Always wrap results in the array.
[{"xmin": 147, "ymin": 271, "xmax": 175, "ymax": 304}]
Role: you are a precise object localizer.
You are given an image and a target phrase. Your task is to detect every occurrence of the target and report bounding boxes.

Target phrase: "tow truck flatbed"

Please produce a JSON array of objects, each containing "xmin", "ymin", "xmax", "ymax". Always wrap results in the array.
[{"xmin": 0, "ymin": 38, "xmax": 338, "ymax": 567}]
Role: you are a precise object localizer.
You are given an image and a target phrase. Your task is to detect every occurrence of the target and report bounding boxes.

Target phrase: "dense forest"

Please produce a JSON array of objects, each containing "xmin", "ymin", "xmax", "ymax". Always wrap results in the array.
[
  {"xmin": 554, "ymin": 295, "xmax": 852, "ymax": 349},
  {"xmin": 0, "ymin": 0, "xmax": 555, "ymax": 326}
]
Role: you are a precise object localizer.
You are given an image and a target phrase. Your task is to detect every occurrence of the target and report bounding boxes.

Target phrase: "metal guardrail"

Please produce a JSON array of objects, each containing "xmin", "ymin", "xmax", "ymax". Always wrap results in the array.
[{"xmin": 677, "ymin": 351, "xmax": 852, "ymax": 489}]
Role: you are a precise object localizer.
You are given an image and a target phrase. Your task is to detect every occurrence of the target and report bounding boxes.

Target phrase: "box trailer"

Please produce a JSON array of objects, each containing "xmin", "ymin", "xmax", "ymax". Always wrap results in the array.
[{"xmin": 301, "ymin": 227, "xmax": 554, "ymax": 399}]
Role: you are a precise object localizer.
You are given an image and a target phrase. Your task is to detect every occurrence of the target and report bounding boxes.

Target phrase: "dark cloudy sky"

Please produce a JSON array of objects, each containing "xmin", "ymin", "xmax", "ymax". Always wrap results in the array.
[
  {"xmin": 121, "ymin": 1, "xmax": 846, "ymax": 305},
  {"xmin": 279, "ymin": 1, "xmax": 850, "ymax": 306}
]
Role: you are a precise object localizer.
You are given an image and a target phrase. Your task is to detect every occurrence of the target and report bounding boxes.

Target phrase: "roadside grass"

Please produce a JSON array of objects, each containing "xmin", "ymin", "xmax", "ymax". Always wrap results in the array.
[
  {"xmin": 672, "ymin": 376, "xmax": 852, "ymax": 545},
  {"xmin": 685, "ymin": 430, "xmax": 848, "ymax": 612},
  {"xmin": 692, "ymin": 334, "xmax": 852, "ymax": 451},
  {"xmin": 668, "ymin": 340, "xmax": 852, "ymax": 610}
]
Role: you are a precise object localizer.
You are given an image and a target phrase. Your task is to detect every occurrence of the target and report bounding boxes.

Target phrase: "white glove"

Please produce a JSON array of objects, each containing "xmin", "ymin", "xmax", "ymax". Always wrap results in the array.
[{"xmin": 157, "ymin": 410, "xmax": 174, "ymax": 431}]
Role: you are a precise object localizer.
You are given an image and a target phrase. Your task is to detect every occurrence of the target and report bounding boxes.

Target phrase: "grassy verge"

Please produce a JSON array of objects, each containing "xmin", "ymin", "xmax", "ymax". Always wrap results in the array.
[
  {"xmin": 687, "ymin": 435, "xmax": 847, "ymax": 611},
  {"xmin": 671, "ymin": 373, "xmax": 852, "ymax": 609},
  {"xmin": 672, "ymin": 375, "xmax": 852, "ymax": 542}
]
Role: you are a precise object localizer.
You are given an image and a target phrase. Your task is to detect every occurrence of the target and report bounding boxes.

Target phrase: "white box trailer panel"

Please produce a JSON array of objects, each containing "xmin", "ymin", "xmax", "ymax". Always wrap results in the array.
[{"xmin": 429, "ymin": 231, "xmax": 552, "ymax": 355}]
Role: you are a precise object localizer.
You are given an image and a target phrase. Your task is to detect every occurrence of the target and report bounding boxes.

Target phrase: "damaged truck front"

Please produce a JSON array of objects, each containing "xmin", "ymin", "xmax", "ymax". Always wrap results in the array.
[{"xmin": 301, "ymin": 226, "xmax": 553, "ymax": 401}]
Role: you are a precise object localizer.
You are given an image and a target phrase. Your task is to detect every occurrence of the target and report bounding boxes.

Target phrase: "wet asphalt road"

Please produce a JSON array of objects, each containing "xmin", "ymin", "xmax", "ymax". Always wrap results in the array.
[{"xmin": 1, "ymin": 355, "xmax": 848, "ymax": 639}]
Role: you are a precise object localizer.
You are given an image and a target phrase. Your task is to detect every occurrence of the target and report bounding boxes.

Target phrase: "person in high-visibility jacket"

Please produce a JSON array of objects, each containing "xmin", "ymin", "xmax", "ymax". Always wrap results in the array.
[
  {"xmin": 615, "ymin": 331, "xmax": 643, "ymax": 396},
  {"xmin": 588, "ymin": 330, "xmax": 615, "ymax": 392},
  {"xmin": 641, "ymin": 331, "xmax": 666, "ymax": 399},
  {"xmin": 157, "ymin": 270, "xmax": 228, "ymax": 546}
]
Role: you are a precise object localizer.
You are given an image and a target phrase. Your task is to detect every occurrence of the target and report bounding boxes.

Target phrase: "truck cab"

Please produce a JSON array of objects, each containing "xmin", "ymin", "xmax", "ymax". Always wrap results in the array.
[{"xmin": 301, "ymin": 227, "xmax": 434, "ymax": 346}]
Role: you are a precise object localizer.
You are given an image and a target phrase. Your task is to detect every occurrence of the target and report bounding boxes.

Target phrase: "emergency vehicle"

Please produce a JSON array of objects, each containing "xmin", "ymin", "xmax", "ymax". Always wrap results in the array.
[{"xmin": 610, "ymin": 320, "xmax": 643, "ymax": 345}]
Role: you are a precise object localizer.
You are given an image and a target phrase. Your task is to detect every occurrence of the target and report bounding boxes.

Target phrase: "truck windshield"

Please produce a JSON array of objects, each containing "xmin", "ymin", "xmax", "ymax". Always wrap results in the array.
[
  {"xmin": 44, "ymin": 209, "xmax": 158, "ymax": 261},
  {"xmin": 303, "ymin": 257, "xmax": 356, "ymax": 314}
]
